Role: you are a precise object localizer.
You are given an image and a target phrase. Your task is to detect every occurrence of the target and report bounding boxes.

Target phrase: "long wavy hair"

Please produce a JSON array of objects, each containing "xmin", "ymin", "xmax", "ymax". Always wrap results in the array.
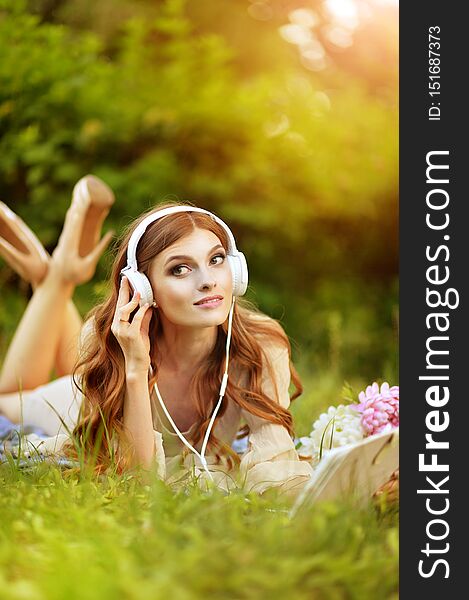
[{"xmin": 67, "ymin": 201, "xmax": 303, "ymax": 474}]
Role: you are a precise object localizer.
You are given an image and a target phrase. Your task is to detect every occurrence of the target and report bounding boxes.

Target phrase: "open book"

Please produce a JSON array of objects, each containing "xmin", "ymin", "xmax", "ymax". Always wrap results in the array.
[{"xmin": 289, "ymin": 428, "xmax": 399, "ymax": 518}]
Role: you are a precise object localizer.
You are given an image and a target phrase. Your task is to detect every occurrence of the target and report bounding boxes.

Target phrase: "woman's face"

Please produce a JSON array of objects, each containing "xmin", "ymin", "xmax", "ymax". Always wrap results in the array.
[{"xmin": 148, "ymin": 227, "xmax": 234, "ymax": 328}]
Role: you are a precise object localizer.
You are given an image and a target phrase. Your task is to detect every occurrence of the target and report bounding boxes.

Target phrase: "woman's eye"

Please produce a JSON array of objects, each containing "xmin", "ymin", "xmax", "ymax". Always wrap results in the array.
[
  {"xmin": 211, "ymin": 253, "xmax": 226, "ymax": 265},
  {"xmin": 171, "ymin": 265, "xmax": 190, "ymax": 276},
  {"xmin": 170, "ymin": 254, "xmax": 225, "ymax": 276}
]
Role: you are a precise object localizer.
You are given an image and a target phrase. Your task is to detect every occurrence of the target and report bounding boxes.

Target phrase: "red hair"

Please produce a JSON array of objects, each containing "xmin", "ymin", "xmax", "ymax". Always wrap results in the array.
[{"xmin": 66, "ymin": 201, "xmax": 303, "ymax": 474}]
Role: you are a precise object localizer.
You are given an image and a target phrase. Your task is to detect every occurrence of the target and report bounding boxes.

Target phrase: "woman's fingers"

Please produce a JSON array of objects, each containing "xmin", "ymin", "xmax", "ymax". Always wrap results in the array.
[
  {"xmin": 112, "ymin": 299, "xmax": 150, "ymax": 342},
  {"xmin": 141, "ymin": 304, "xmax": 153, "ymax": 332},
  {"xmin": 139, "ymin": 306, "xmax": 153, "ymax": 343},
  {"xmin": 112, "ymin": 277, "xmax": 141, "ymax": 325},
  {"xmin": 111, "ymin": 283, "xmax": 152, "ymax": 372},
  {"xmin": 117, "ymin": 291, "xmax": 141, "ymax": 322},
  {"xmin": 129, "ymin": 302, "xmax": 151, "ymax": 331},
  {"xmin": 116, "ymin": 275, "xmax": 132, "ymax": 307}
]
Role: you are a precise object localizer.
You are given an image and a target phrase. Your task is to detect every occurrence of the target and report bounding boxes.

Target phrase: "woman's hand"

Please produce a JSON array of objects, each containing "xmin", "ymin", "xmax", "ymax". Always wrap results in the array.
[{"xmin": 111, "ymin": 276, "xmax": 153, "ymax": 375}]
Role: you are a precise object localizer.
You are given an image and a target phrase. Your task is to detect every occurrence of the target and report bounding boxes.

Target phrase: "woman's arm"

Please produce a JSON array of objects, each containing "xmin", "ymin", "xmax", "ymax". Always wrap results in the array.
[
  {"xmin": 122, "ymin": 371, "xmax": 156, "ymax": 470},
  {"xmin": 110, "ymin": 275, "xmax": 155, "ymax": 472}
]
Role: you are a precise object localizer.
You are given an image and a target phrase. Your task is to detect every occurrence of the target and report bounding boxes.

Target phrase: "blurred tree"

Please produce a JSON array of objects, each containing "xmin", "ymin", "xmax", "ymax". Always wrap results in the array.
[{"xmin": 0, "ymin": 0, "xmax": 398, "ymax": 379}]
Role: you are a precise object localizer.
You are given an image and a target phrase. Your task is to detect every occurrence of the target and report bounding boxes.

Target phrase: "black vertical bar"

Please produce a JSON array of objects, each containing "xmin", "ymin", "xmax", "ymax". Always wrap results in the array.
[{"xmin": 401, "ymin": 2, "xmax": 466, "ymax": 595}]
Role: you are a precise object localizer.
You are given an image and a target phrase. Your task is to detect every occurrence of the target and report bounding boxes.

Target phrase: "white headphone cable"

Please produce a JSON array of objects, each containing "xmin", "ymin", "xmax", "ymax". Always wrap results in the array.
[
  {"xmin": 152, "ymin": 296, "xmax": 236, "ymax": 483},
  {"xmin": 200, "ymin": 295, "xmax": 235, "ymax": 461}
]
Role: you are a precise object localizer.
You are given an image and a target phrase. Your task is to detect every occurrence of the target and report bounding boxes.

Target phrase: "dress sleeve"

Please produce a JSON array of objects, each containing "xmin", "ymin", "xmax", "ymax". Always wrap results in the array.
[
  {"xmin": 238, "ymin": 343, "xmax": 314, "ymax": 498},
  {"xmin": 152, "ymin": 429, "xmax": 166, "ymax": 480}
]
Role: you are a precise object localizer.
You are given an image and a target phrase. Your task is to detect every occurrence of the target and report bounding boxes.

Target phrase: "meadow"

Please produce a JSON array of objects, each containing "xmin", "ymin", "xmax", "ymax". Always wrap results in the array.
[
  {"xmin": 0, "ymin": 2, "xmax": 398, "ymax": 597},
  {"xmin": 0, "ymin": 367, "xmax": 398, "ymax": 600}
]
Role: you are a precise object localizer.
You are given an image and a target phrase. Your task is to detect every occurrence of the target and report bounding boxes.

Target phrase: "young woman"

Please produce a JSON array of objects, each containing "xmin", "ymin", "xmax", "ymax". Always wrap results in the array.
[{"xmin": 0, "ymin": 177, "xmax": 314, "ymax": 496}]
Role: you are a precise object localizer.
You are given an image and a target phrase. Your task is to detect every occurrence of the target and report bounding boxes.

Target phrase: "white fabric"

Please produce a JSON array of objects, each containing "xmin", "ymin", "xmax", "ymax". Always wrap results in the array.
[{"xmin": 19, "ymin": 375, "xmax": 82, "ymax": 437}]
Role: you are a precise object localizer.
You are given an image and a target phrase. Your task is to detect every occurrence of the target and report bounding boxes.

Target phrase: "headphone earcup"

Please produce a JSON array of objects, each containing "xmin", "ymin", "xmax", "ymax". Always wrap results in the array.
[
  {"xmin": 227, "ymin": 252, "xmax": 248, "ymax": 296},
  {"xmin": 122, "ymin": 269, "xmax": 154, "ymax": 307}
]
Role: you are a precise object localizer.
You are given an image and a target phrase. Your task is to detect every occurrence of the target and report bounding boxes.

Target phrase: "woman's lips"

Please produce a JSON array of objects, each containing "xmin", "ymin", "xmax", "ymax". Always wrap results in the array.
[{"xmin": 194, "ymin": 296, "xmax": 224, "ymax": 308}]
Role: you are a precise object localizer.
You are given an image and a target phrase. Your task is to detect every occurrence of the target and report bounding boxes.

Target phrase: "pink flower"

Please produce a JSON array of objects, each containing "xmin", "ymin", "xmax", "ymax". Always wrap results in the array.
[{"xmin": 353, "ymin": 382, "xmax": 399, "ymax": 436}]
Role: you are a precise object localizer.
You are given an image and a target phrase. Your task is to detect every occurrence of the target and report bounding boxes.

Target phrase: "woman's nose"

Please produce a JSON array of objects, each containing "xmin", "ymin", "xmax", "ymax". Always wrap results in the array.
[
  {"xmin": 199, "ymin": 279, "xmax": 216, "ymax": 291},
  {"xmin": 198, "ymin": 270, "xmax": 217, "ymax": 291}
]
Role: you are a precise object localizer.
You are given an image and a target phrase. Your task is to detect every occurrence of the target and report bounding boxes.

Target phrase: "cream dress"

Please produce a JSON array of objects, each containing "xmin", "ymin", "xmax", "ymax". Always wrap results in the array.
[{"xmin": 16, "ymin": 319, "xmax": 314, "ymax": 499}]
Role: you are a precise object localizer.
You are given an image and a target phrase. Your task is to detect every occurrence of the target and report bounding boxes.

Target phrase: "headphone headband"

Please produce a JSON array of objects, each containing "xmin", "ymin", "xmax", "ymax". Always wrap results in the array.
[
  {"xmin": 125, "ymin": 206, "xmax": 239, "ymax": 271},
  {"xmin": 121, "ymin": 204, "xmax": 248, "ymax": 300}
]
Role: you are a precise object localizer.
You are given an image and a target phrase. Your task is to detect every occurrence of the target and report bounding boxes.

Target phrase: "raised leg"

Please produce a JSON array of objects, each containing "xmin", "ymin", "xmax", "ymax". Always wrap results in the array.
[
  {"xmin": 53, "ymin": 300, "xmax": 84, "ymax": 378},
  {"xmin": 29, "ymin": 279, "xmax": 84, "ymax": 379},
  {"xmin": 0, "ymin": 266, "xmax": 76, "ymax": 393},
  {"xmin": 0, "ymin": 175, "xmax": 114, "ymax": 391},
  {"xmin": 1, "ymin": 200, "xmax": 83, "ymax": 378}
]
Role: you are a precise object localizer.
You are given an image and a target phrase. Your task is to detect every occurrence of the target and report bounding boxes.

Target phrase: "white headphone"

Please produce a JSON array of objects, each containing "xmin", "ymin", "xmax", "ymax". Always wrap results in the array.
[
  {"xmin": 120, "ymin": 205, "xmax": 249, "ymax": 485},
  {"xmin": 120, "ymin": 205, "xmax": 248, "ymax": 306}
]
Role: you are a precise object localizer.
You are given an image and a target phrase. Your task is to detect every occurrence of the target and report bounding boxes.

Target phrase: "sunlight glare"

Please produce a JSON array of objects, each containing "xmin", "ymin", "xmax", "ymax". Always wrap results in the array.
[
  {"xmin": 324, "ymin": 25, "xmax": 354, "ymax": 48},
  {"xmin": 325, "ymin": 0, "xmax": 359, "ymax": 29},
  {"xmin": 289, "ymin": 9, "xmax": 319, "ymax": 29},
  {"xmin": 279, "ymin": 24, "xmax": 314, "ymax": 46}
]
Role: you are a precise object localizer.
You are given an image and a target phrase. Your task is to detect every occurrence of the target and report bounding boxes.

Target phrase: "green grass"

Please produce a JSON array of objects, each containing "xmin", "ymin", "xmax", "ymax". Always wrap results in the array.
[
  {"xmin": 0, "ymin": 368, "xmax": 398, "ymax": 600},
  {"xmin": 0, "ymin": 461, "xmax": 398, "ymax": 600}
]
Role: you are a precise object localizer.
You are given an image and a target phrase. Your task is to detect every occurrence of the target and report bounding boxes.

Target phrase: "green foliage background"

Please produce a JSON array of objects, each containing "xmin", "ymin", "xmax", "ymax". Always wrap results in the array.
[{"xmin": 0, "ymin": 0, "xmax": 398, "ymax": 384}]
